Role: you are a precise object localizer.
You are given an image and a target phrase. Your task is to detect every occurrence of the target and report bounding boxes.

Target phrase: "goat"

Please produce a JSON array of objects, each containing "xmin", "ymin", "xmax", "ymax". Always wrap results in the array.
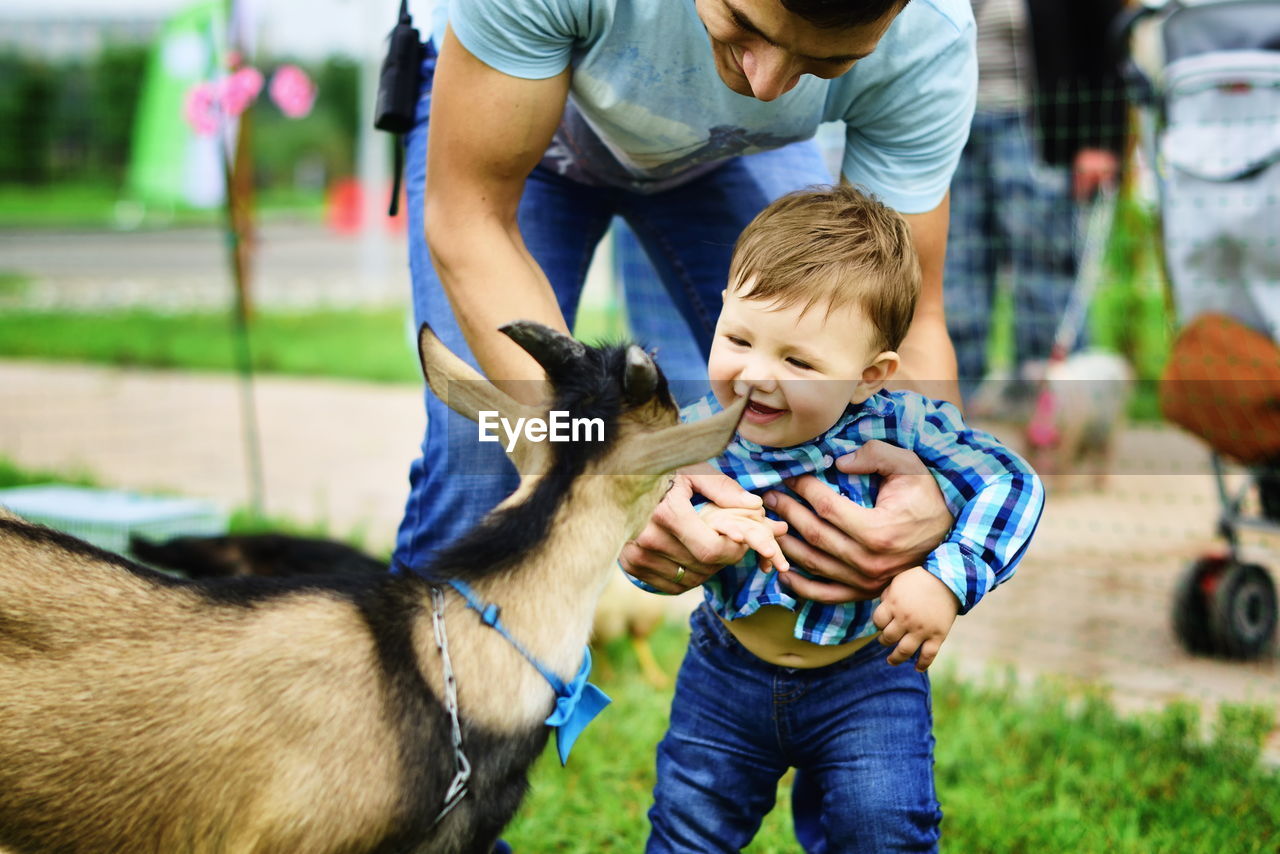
[
  {"xmin": 129, "ymin": 531, "xmax": 387, "ymax": 579},
  {"xmin": 130, "ymin": 535, "xmax": 693, "ymax": 687},
  {"xmin": 0, "ymin": 321, "xmax": 744, "ymax": 854}
]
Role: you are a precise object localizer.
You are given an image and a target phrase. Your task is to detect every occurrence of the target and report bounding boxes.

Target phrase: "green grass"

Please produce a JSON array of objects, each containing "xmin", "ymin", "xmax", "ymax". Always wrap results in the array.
[
  {"xmin": 0, "ymin": 183, "xmax": 127, "ymax": 228},
  {"xmin": 0, "ymin": 270, "xmax": 30, "ymax": 299},
  {"xmin": 0, "ymin": 304, "xmax": 628, "ymax": 384},
  {"xmin": 0, "ymin": 456, "xmax": 380, "ymax": 554},
  {"xmin": 0, "ymin": 307, "xmax": 421, "ymax": 383},
  {"xmin": 933, "ymin": 680, "xmax": 1278, "ymax": 853},
  {"xmin": 0, "ymin": 457, "xmax": 96, "ymax": 490},
  {"xmin": 508, "ymin": 631, "xmax": 1279, "ymax": 853},
  {"xmin": 0, "ymin": 182, "xmax": 325, "ymax": 229},
  {"xmin": 1, "ymin": 456, "xmax": 1276, "ymax": 851},
  {"xmin": 574, "ymin": 303, "xmax": 629, "ymax": 345}
]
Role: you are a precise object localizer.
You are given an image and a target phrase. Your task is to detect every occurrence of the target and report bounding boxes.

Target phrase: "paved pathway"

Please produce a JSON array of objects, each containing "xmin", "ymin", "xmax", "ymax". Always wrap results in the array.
[
  {"xmin": 1, "ymin": 357, "xmax": 1276, "ymax": 764},
  {"xmin": 0, "ymin": 360, "xmax": 421, "ymax": 549}
]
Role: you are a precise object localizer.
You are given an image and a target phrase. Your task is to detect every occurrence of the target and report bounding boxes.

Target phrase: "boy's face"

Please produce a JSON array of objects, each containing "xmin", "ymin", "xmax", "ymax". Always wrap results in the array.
[
  {"xmin": 695, "ymin": 0, "xmax": 899, "ymax": 102},
  {"xmin": 708, "ymin": 282, "xmax": 898, "ymax": 448}
]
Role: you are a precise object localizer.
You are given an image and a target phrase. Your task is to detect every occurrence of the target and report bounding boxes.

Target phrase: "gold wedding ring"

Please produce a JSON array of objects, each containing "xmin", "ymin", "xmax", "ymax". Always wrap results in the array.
[{"xmin": 673, "ymin": 566, "xmax": 687, "ymax": 585}]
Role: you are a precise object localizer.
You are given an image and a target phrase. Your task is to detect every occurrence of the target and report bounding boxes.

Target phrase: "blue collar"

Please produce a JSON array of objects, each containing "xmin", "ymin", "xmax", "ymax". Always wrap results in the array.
[{"xmin": 444, "ymin": 578, "xmax": 611, "ymax": 765}]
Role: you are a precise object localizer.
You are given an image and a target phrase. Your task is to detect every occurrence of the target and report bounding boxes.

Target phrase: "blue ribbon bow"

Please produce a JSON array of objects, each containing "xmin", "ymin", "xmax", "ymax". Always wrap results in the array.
[
  {"xmin": 544, "ymin": 647, "xmax": 612, "ymax": 765},
  {"xmin": 444, "ymin": 578, "xmax": 612, "ymax": 764}
]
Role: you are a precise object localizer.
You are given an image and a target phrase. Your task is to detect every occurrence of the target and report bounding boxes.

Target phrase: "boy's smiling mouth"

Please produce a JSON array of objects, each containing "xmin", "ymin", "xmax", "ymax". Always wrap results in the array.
[{"xmin": 744, "ymin": 399, "xmax": 786, "ymax": 424}]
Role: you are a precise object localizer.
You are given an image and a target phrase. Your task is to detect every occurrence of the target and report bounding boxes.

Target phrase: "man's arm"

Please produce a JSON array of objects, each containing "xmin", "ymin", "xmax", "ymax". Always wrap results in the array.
[
  {"xmin": 897, "ymin": 193, "xmax": 961, "ymax": 408},
  {"xmin": 425, "ymin": 26, "xmax": 573, "ymax": 400}
]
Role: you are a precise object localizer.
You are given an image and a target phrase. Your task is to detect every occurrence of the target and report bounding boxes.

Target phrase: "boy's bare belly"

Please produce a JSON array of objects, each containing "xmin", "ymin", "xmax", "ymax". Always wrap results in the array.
[{"xmin": 721, "ymin": 604, "xmax": 876, "ymax": 668}]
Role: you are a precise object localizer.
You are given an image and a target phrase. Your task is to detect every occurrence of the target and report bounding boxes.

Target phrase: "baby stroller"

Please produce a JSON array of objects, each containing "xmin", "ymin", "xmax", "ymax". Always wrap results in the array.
[{"xmin": 1118, "ymin": 0, "xmax": 1280, "ymax": 658}]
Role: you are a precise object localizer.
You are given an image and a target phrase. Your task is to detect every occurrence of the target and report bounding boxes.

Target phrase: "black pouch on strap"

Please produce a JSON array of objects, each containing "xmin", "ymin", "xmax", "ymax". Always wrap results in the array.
[{"xmin": 374, "ymin": 0, "xmax": 424, "ymax": 215}]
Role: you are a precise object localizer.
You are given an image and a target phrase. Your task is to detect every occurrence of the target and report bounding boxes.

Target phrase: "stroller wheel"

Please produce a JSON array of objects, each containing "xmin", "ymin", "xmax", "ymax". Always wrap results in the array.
[
  {"xmin": 1172, "ymin": 557, "xmax": 1225, "ymax": 655},
  {"xmin": 1208, "ymin": 562, "xmax": 1278, "ymax": 660}
]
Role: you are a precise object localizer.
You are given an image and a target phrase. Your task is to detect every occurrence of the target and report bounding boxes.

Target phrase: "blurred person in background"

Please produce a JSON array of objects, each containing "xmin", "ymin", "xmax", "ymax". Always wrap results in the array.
[{"xmin": 944, "ymin": 0, "xmax": 1128, "ymax": 401}]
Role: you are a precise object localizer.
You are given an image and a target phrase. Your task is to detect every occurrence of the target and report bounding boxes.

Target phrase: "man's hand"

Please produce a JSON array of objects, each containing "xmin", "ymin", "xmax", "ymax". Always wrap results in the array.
[
  {"xmin": 872, "ymin": 566, "xmax": 959, "ymax": 671},
  {"xmin": 764, "ymin": 440, "xmax": 952, "ymax": 604},
  {"xmin": 619, "ymin": 465, "xmax": 787, "ymax": 594}
]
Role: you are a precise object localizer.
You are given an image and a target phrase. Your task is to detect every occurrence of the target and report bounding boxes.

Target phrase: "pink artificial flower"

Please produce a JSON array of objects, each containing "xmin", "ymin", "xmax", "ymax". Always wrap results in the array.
[
  {"xmin": 269, "ymin": 64, "xmax": 317, "ymax": 119},
  {"xmin": 220, "ymin": 66, "xmax": 264, "ymax": 118},
  {"xmin": 183, "ymin": 81, "xmax": 220, "ymax": 136}
]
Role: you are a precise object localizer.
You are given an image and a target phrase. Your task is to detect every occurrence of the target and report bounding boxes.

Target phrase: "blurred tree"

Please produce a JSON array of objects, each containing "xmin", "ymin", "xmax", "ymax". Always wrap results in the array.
[
  {"xmin": 0, "ymin": 47, "xmax": 357, "ymax": 195},
  {"xmin": 0, "ymin": 54, "xmax": 56, "ymax": 183},
  {"xmin": 251, "ymin": 56, "xmax": 359, "ymax": 192},
  {"xmin": 91, "ymin": 46, "xmax": 150, "ymax": 181}
]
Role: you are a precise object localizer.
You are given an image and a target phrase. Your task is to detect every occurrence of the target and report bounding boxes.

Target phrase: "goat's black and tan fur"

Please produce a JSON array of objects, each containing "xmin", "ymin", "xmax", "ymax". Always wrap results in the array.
[
  {"xmin": 0, "ymin": 322, "xmax": 743, "ymax": 854},
  {"xmin": 128, "ymin": 531, "xmax": 387, "ymax": 579}
]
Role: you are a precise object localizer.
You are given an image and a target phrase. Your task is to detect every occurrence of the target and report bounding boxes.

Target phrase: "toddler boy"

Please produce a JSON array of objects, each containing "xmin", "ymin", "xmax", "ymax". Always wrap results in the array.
[{"xmin": 645, "ymin": 185, "xmax": 1044, "ymax": 853}]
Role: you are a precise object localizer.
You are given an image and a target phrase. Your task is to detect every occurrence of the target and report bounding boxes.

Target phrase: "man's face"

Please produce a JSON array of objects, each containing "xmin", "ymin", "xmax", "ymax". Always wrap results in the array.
[{"xmin": 694, "ymin": 0, "xmax": 900, "ymax": 102}]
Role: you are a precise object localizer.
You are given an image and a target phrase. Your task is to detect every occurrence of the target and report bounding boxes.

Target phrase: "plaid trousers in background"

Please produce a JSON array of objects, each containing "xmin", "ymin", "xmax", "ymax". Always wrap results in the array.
[{"xmin": 944, "ymin": 107, "xmax": 1081, "ymax": 399}]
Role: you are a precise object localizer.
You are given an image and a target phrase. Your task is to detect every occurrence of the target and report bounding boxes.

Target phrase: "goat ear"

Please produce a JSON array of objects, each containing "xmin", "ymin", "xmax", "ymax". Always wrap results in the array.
[
  {"xmin": 417, "ymin": 324, "xmax": 539, "ymax": 425},
  {"xmin": 615, "ymin": 395, "xmax": 747, "ymax": 475}
]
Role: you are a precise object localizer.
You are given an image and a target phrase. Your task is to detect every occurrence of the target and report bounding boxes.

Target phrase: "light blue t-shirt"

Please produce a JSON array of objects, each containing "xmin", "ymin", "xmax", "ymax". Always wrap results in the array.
[{"xmin": 439, "ymin": 0, "xmax": 976, "ymax": 212}]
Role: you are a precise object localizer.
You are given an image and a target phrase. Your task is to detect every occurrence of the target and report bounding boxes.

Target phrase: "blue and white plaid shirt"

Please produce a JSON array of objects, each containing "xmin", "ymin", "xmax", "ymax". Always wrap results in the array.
[{"xmin": 677, "ymin": 390, "xmax": 1045, "ymax": 647}]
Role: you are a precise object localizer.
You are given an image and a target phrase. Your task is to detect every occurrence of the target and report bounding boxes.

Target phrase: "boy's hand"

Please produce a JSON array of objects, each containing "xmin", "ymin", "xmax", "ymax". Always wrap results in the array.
[
  {"xmin": 700, "ymin": 506, "xmax": 789, "ymax": 574},
  {"xmin": 872, "ymin": 567, "xmax": 959, "ymax": 671}
]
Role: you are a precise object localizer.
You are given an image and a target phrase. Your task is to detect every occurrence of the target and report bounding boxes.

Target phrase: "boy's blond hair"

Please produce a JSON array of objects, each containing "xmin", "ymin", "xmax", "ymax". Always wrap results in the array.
[{"xmin": 729, "ymin": 184, "xmax": 921, "ymax": 351}]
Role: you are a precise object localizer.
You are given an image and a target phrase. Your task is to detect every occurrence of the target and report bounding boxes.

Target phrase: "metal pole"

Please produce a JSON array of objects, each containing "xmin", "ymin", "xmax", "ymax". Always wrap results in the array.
[{"xmin": 221, "ymin": 0, "xmax": 266, "ymax": 517}]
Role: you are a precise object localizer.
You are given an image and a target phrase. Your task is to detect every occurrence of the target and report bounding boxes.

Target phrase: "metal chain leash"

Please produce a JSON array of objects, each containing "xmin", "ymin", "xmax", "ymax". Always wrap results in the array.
[{"xmin": 431, "ymin": 585, "xmax": 471, "ymax": 825}]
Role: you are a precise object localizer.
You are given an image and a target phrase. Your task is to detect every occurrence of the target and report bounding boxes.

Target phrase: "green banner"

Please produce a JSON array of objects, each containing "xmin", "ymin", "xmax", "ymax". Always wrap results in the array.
[{"xmin": 126, "ymin": 0, "xmax": 224, "ymax": 210}]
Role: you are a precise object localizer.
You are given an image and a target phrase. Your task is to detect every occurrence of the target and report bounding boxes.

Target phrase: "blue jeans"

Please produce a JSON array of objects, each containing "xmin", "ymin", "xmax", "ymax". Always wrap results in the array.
[
  {"xmin": 647, "ymin": 605, "xmax": 942, "ymax": 854},
  {"xmin": 614, "ymin": 219, "xmax": 710, "ymax": 407},
  {"xmin": 944, "ymin": 108, "xmax": 1079, "ymax": 399},
  {"xmin": 393, "ymin": 45, "xmax": 831, "ymax": 570}
]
